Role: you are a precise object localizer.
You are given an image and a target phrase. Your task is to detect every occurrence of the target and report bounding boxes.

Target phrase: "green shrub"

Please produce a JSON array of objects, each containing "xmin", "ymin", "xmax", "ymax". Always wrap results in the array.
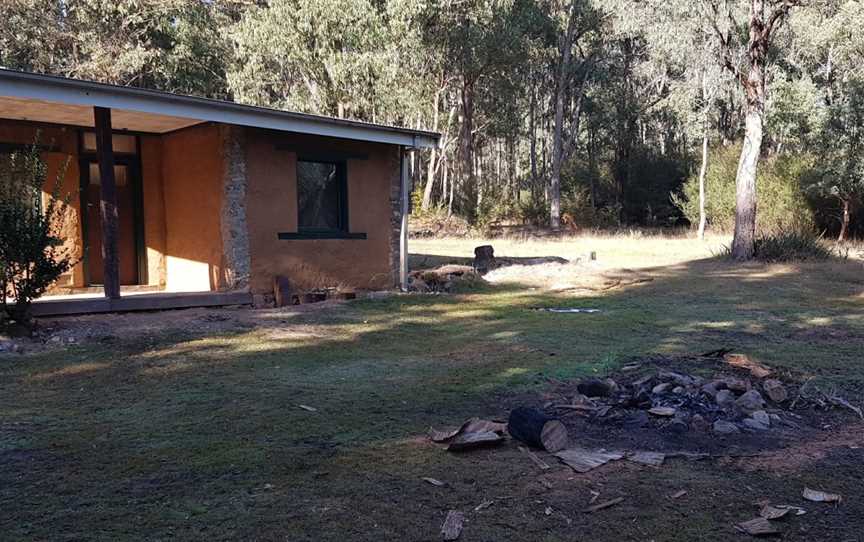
[
  {"xmin": 677, "ymin": 145, "xmax": 816, "ymax": 233},
  {"xmin": 0, "ymin": 144, "xmax": 76, "ymax": 324},
  {"xmin": 561, "ymin": 188, "xmax": 622, "ymax": 229}
]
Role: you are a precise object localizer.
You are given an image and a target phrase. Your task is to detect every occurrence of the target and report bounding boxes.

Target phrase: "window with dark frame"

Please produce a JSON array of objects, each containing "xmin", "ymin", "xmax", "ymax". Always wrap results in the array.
[{"xmin": 296, "ymin": 159, "xmax": 348, "ymax": 233}]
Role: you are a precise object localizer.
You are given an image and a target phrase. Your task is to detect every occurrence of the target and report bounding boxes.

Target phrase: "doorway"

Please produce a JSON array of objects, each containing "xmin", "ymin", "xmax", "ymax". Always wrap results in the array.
[{"xmin": 79, "ymin": 133, "xmax": 145, "ymax": 286}]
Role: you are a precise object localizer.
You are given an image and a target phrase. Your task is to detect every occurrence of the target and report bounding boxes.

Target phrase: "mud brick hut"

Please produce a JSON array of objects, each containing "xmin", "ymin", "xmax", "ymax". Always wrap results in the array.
[{"xmin": 0, "ymin": 69, "xmax": 439, "ymax": 315}]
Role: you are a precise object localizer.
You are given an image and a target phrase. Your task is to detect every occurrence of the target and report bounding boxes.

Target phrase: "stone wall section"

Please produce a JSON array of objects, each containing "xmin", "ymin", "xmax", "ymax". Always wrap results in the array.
[
  {"xmin": 388, "ymin": 146, "xmax": 403, "ymax": 287},
  {"xmin": 220, "ymin": 125, "xmax": 252, "ymax": 291}
]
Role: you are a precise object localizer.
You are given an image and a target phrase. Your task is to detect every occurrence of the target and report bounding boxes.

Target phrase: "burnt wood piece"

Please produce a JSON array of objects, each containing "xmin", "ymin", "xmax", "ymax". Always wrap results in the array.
[
  {"xmin": 507, "ymin": 407, "xmax": 569, "ymax": 452},
  {"xmin": 473, "ymin": 245, "xmax": 495, "ymax": 275},
  {"xmin": 273, "ymin": 276, "xmax": 292, "ymax": 307},
  {"xmin": 302, "ymin": 292, "xmax": 327, "ymax": 304},
  {"xmin": 94, "ymin": 107, "xmax": 120, "ymax": 300}
]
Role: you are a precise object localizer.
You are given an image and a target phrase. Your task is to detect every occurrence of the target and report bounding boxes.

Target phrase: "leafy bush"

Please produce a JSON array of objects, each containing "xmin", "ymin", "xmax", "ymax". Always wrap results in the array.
[
  {"xmin": 410, "ymin": 205, "xmax": 473, "ymax": 238},
  {"xmin": 677, "ymin": 145, "xmax": 816, "ymax": 233},
  {"xmin": 561, "ymin": 188, "xmax": 622, "ymax": 229},
  {"xmin": 0, "ymin": 144, "xmax": 76, "ymax": 325}
]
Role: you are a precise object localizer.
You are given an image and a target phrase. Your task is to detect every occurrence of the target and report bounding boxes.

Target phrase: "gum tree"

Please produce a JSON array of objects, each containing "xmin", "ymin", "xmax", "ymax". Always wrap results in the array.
[{"xmin": 702, "ymin": 0, "xmax": 805, "ymax": 259}]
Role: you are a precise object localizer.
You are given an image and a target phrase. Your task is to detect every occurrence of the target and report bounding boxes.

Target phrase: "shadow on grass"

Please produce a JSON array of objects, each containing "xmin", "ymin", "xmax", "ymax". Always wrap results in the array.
[
  {"xmin": 408, "ymin": 252, "xmax": 569, "ymax": 270},
  {"xmin": 1, "ymin": 253, "xmax": 863, "ymax": 540}
]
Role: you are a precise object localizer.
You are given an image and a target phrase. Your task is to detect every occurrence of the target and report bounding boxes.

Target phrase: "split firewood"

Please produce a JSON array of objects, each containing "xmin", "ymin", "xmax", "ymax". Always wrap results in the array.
[
  {"xmin": 460, "ymin": 417, "xmax": 508, "ymax": 434},
  {"xmin": 760, "ymin": 504, "xmax": 806, "ymax": 520},
  {"xmin": 626, "ymin": 451, "xmax": 665, "ymax": 467},
  {"xmin": 825, "ymin": 395, "xmax": 864, "ymax": 419},
  {"xmin": 724, "ymin": 353, "xmax": 773, "ymax": 379},
  {"xmin": 647, "ymin": 406, "xmax": 676, "ymax": 417},
  {"xmin": 447, "ymin": 430, "xmax": 503, "ymax": 452},
  {"xmin": 583, "ymin": 497, "xmax": 624, "ymax": 513},
  {"xmin": 428, "ymin": 427, "xmax": 461, "ymax": 443},
  {"xmin": 802, "ymin": 487, "xmax": 842, "ymax": 503},
  {"xmin": 555, "ymin": 448, "xmax": 625, "ymax": 473},
  {"xmin": 429, "ymin": 417, "xmax": 506, "ymax": 444},
  {"xmin": 441, "ymin": 510, "xmax": 464, "ymax": 541},
  {"xmin": 735, "ymin": 517, "xmax": 781, "ymax": 536},
  {"xmin": 473, "ymin": 500, "xmax": 494, "ymax": 512},
  {"xmin": 507, "ymin": 407, "xmax": 569, "ymax": 452},
  {"xmin": 518, "ymin": 446, "xmax": 551, "ymax": 470}
]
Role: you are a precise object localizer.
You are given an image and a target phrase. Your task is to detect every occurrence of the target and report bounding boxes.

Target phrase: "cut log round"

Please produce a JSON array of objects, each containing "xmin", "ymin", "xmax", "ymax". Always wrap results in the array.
[{"xmin": 507, "ymin": 407, "xmax": 569, "ymax": 452}]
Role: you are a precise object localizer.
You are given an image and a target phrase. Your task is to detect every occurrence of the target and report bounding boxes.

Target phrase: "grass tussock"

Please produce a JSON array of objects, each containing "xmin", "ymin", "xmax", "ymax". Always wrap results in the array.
[
  {"xmin": 717, "ymin": 230, "xmax": 835, "ymax": 263},
  {"xmin": 754, "ymin": 231, "xmax": 834, "ymax": 263}
]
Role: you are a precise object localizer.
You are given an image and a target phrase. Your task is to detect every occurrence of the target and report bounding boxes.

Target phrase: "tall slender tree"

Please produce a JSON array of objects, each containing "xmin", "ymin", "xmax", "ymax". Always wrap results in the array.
[
  {"xmin": 548, "ymin": 0, "xmax": 601, "ymax": 229},
  {"xmin": 702, "ymin": 0, "xmax": 805, "ymax": 259}
]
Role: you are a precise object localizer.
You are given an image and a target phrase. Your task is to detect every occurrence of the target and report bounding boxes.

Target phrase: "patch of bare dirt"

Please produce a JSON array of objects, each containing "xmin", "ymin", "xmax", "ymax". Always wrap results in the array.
[
  {"xmin": 739, "ymin": 422, "xmax": 864, "ymax": 472},
  {"xmin": 1, "ymin": 300, "xmax": 357, "ymax": 356}
]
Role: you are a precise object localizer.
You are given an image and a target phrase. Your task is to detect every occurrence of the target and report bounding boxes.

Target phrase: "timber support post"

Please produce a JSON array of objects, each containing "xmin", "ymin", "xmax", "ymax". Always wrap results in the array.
[
  {"xmin": 399, "ymin": 147, "xmax": 411, "ymax": 291},
  {"xmin": 93, "ymin": 106, "xmax": 120, "ymax": 300}
]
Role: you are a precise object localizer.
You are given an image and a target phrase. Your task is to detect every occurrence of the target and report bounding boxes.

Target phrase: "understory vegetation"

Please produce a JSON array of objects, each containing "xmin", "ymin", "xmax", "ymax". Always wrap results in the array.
[
  {"xmin": 677, "ymin": 146, "xmax": 819, "ymax": 234},
  {"xmin": 3, "ymin": 0, "xmax": 863, "ymax": 240}
]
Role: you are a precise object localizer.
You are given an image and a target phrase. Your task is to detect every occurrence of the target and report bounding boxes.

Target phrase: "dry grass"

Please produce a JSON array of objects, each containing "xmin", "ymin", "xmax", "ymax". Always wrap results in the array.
[
  {"xmin": 2, "ymin": 232, "xmax": 864, "ymax": 541},
  {"xmin": 412, "ymin": 231, "xmax": 731, "ymax": 270}
]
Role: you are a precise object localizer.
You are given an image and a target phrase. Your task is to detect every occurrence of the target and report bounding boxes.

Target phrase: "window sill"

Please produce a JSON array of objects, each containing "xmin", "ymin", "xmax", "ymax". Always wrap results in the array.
[{"xmin": 278, "ymin": 231, "xmax": 368, "ymax": 240}]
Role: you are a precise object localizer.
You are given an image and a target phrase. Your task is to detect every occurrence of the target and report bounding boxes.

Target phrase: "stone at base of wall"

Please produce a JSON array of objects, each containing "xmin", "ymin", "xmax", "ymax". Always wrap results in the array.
[
  {"xmin": 388, "ymin": 146, "xmax": 402, "ymax": 288},
  {"xmin": 220, "ymin": 125, "xmax": 252, "ymax": 291},
  {"xmin": 253, "ymin": 293, "xmax": 276, "ymax": 308}
]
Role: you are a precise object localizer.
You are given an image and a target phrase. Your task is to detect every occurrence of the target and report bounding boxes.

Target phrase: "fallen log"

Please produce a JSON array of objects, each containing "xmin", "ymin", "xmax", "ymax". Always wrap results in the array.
[{"xmin": 507, "ymin": 407, "xmax": 569, "ymax": 452}]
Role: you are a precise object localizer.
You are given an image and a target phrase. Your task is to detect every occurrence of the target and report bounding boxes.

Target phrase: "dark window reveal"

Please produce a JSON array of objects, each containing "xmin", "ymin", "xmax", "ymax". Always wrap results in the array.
[{"xmin": 297, "ymin": 160, "xmax": 347, "ymax": 232}]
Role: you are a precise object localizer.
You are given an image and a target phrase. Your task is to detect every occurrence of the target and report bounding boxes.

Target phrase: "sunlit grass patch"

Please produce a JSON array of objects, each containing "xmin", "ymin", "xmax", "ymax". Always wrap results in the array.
[{"xmin": 1, "ymin": 235, "xmax": 863, "ymax": 540}]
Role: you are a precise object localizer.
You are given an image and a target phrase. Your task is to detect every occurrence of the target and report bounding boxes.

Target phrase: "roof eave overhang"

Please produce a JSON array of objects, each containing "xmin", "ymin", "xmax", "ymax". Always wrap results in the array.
[{"xmin": 0, "ymin": 71, "xmax": 440, "ymax": 149}]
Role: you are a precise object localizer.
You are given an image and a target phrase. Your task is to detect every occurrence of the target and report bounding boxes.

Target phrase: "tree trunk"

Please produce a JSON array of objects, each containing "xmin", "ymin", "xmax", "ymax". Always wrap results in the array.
[
  {"xmin": 529, "ymin": 80, "xmax": 538, "ymax": 186},
  {"xmin": 550, "ymin": 76, "xmax": 565, "ymax": 229},
  {"xmin": 731, "ymin": 109, "xmax": 763, "ymax": 259},
  {"xmin": 698, "ymin": 116, "xmax": 709, "ymax": 240},
  {"xmin": 459, "ymin": 78, "xmax": 475, "ymax": 210},
  {"xmin": 731, "ymin": 0, "xmax": 773, "ymax": 261},
  {"xmin": 588, "ymin": 126, "xmax": 597, "ymax": 209},
  {"xmin": 838, "ymin": 198, "xmax": 850, "ymax": 242},
  {"xmin": 441, "ymin": 158, "xmax": 448, "ymax": 208},
  {"xmin": 447, "ymin": 160, "xmax": 455, "ymax": 216},
  {"xmin": 420, "ymin": 89, "xmax": 443, "ymax": 211},
  {"xmin": 550, "ymin": 1, "xmax": 579, "ymax": 230}
]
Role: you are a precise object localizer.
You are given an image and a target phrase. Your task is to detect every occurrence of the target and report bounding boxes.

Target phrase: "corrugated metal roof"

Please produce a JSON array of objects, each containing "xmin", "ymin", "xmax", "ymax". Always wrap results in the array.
[{"xmin": 0, "ymin": 69, "xmax": 440, "ymax": 148}]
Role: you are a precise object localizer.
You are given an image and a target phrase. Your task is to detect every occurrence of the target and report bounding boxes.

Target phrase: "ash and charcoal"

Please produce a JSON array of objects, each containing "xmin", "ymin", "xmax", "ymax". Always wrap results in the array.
[{"xmin": 545, "ymin": 353, "xmax": 856, "ymax": 448}]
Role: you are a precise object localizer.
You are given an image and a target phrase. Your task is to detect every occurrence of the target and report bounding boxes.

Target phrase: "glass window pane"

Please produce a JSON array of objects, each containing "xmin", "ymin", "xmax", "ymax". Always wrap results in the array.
[
  {"xmin": 82, "ymin": 132, "xmax": 138, "ymax": 154},
  {"xmin": 89, "ymin": 163, "xmax": 129, "ymax": 187},
  {"xmin": 112, "ymin": 135, "xmax": 137, "ymax": 154},
  {"xmin": 297, "ymin": 161, "xmax": 344, "ymax": 231}
]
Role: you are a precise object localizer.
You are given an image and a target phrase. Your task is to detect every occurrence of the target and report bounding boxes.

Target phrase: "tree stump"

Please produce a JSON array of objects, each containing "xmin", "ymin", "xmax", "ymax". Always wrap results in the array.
[
  {"xmin": 473, "ymin": 245, "xmax": 496, "ymax": 275},
  {"xmin": 273, "ymin": 275, "xmax": 292, "ymax": 307},
  {"xmin": 507, "ymin": 407, "xmax": 569, "ymax": 452}
]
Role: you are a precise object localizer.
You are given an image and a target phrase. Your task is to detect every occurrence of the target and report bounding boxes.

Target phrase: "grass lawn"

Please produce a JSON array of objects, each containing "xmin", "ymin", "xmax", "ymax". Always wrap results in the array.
[{"xmin": 2, "ymin": 234, "xmax": 864, "ymax": 541}]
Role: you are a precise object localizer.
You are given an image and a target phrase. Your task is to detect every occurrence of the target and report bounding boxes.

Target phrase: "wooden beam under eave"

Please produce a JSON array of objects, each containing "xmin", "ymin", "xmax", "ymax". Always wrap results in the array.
[{"xmin": 93, "ymin": 106, "xmax": 120, "ymax": 300}]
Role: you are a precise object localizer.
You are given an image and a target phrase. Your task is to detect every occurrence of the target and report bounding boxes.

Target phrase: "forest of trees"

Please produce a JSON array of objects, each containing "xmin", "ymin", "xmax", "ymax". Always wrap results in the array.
[{"xmin": 2, "ymin": 0, "xmax": 863, "ymax": 251}]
